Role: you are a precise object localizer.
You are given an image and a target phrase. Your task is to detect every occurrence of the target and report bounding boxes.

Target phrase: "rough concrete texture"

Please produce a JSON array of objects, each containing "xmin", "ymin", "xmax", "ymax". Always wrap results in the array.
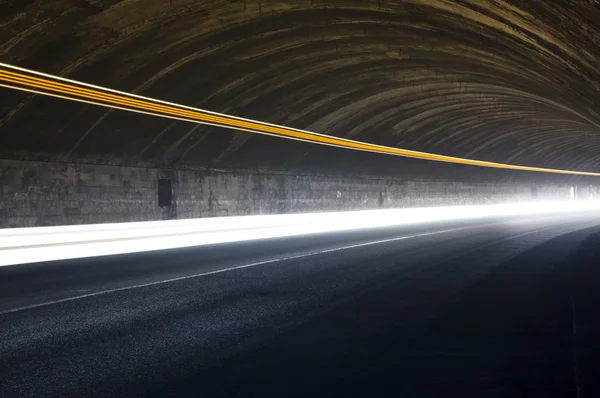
[
  {"xmin": 2, "ymin": 1, "xmax": 600, "ymax": 175},
  {"xmin": 1, "ymin": 159, "xmax": 594, "ymax": 228}
]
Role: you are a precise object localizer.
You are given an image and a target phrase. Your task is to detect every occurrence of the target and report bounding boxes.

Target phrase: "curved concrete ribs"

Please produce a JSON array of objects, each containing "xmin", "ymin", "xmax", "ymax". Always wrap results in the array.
[{"xmin": 0, "ymin": 0, "xmax": 599, "ymax": 178}]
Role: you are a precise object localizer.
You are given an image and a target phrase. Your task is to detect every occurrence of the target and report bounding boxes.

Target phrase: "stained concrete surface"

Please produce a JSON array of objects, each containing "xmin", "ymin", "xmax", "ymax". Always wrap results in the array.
[{"xmin": 1, "ymin": 158, "xmax": 585, "ymax": 227}]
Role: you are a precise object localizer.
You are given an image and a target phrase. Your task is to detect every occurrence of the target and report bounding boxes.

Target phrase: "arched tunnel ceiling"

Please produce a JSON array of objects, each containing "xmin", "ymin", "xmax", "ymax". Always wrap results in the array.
[{"xmin": 1, "ymin": 0, "xmax": 600, "ymax": 181}]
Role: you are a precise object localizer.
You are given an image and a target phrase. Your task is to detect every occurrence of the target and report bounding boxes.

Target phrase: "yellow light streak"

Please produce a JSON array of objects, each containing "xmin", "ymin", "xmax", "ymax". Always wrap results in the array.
[{"xmin": 0, "ymin": 62, "xmax": 598, "ymax": 176}]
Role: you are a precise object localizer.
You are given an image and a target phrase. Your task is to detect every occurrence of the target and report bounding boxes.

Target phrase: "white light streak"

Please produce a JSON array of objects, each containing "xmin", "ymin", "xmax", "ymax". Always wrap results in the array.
[{"xmin": 1, "ymin": 201, "xmax": 599, "ymax": 267}]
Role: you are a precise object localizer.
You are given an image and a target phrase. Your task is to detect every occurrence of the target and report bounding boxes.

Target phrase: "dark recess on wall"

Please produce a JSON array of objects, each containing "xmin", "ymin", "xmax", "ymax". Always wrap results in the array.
[{"xmin": 158, "ymin": 178, "xmax": 172, "ymax": 207}]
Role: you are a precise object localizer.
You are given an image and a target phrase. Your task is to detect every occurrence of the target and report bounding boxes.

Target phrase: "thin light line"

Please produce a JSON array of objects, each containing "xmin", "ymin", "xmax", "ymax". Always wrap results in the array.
[
  {"xmin": 0, "ymin": 226, "xmax": 463, "ymax": 315},
  {"xmin": 1, "ymin": 62, "xmax": 599, "ymax": 176},
  {"xmin": 0, "ymin": 223, "xmax": 294, "ymax": 251},
  {"xmin": 0, "ymin": 83, "xmax": 331, "ymax": 148},
  {"xmin": 0, "ymin": 69, "xmax": 588, "ymax": 173}
]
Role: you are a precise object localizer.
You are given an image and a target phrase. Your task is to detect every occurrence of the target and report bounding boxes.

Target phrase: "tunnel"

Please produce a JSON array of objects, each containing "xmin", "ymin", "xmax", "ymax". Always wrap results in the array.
[
  {"xmin": 1, "ymin": 1, "xmax": 600, "ymax": 397},
  {"xmin": 2, "ymin": 0, "xmax": 600, "ymax": 226}
]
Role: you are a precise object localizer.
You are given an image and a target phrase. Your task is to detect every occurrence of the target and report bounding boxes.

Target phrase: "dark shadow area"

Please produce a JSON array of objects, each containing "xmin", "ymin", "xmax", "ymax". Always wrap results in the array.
[
  {"xmin": 361, "ymin": 228, "xmax": 600, "ymax": 397},
  {"xmin": 562, "ymin": 231, "xmax": 600, "ymax": 397},
  {"xmin": 149, "ymin": 227, "xmax": 598, "ymax": 397},
  {"xmin": 366, "ymin": 229, "xmax": 600, "ymax": 397},
  {"xmin": 386, "ymin": 239, "xmax": 577, "ymax": 397}
]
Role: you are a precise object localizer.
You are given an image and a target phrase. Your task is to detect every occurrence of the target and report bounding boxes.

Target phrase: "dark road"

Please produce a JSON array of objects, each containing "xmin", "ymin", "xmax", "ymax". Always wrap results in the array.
[{"xmin": 2, "ymin": 213, "xmax": 600, "ymax": 397}]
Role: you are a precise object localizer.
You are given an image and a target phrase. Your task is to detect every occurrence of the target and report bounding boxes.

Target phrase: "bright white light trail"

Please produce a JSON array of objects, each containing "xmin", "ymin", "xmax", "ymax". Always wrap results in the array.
[{"xmin": 1, "ymin": 201, "xmax": 600, "ymax": 267}]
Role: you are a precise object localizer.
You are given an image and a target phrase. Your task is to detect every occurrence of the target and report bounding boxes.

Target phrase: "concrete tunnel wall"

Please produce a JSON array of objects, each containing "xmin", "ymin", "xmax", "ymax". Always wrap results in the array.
[{"xmin": 1, "ymin": 159, "xmax": 596, "ymax": 229}]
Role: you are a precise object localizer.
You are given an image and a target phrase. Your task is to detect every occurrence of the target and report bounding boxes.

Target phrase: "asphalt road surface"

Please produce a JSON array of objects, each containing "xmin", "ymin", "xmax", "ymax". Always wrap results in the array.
[{"xmin": 2, "ymin": 213, "xmax": 600, "ymax": 397}]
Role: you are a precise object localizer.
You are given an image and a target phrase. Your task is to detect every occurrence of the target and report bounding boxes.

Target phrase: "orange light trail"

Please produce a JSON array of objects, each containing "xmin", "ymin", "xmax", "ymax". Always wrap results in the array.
[{"xmin": 0, "ymin": 62, "xmax": 598, "ymax": 176}]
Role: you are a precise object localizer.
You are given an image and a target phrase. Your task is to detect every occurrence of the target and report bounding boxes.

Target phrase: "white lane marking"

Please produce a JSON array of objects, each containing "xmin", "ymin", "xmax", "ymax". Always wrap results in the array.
[{"xmin": 0, "ymin": 226, "xmax": 468, "ymax": 316}]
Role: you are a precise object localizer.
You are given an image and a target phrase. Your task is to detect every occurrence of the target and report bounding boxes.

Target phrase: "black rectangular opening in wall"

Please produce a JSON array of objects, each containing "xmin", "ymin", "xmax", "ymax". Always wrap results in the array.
[{"xmin": 158, "ymin": 179, "xmax": 172, "ymax": 207}]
